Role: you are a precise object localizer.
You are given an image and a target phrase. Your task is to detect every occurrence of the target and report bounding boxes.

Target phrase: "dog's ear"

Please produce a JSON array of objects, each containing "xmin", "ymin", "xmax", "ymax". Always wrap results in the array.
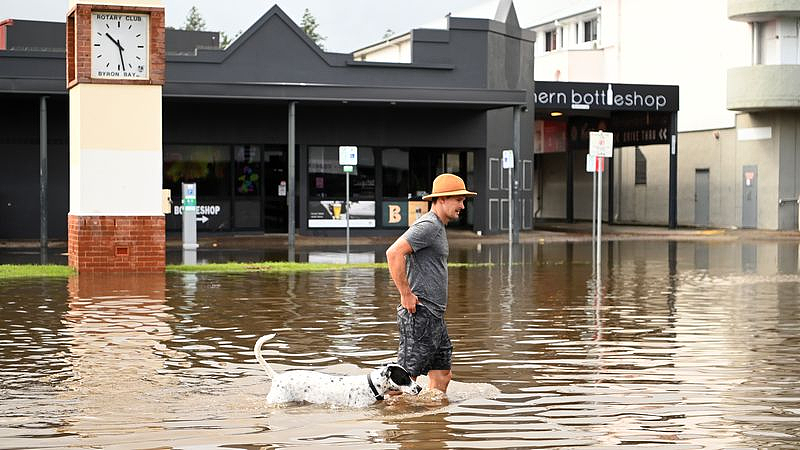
[{"xmin": 388, "ymin": 365, "xmax": 412, "ymax": 386}]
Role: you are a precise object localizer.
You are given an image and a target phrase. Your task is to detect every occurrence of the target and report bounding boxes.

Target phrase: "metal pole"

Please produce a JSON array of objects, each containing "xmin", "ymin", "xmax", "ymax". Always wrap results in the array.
[
  {"xmin": 508, "ymin": 167, "xmax": 512, "ymax": 245},
  {"xmin": 512, "ymin": 105, "xmax": 521, "ymax": 244},
  {"xmin": 346, "ymin": 171, "xmax": 350, "ymax": 264},
  {"xmin": 668, "ymin": 111, "xmax": 678, "ymax": 229},
  {"xmin": 592, "ymin": 167, "xmax": 597, "ymax": 264},
  {"xmin": 607, "ymin": 148, "xmax": 615, "ymax": 224},
  {"xmin": 288, "ymin": 101, "xmax": 296, "ymax": 261},
  {"xmin": 39, "ymin": 96, "xmax": 48, "ymax": 264},
  {"xmin": 566, "ymin": 150, "xmax": 574, "ymax": 223},
  {"xmin": 597, "ymin": 160, "xmax": 603, "ymax": 270}
]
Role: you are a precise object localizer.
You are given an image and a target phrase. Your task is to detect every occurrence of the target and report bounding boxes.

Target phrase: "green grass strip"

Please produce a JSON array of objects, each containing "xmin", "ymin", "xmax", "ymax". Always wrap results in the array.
[
  {"xmin": 0, "ymin": 261, "xmax": 493, "ymax": 278},
  {"xmin": 0, "ymin": 265, "xmax": 75, "ymax": 279},
  {"xmin": 166, "ymin": 261, "xmax": 492, "ymax": 273}
]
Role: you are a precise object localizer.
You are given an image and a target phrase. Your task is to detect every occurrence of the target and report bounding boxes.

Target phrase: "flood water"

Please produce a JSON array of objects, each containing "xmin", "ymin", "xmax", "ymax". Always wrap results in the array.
[{"xmin": 2, "ymin": 240, "xmax": 800, "ymax": 449}]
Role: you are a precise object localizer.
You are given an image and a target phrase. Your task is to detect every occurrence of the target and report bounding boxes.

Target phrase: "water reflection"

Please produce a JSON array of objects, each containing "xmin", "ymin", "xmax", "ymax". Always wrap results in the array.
[
  {"xmin": 61, "ymin": 274, "xmax": 174, "ymax": 443},
  {"xmin": 1, "ymin": 240, "xmax": 799, "ymax": 448}
]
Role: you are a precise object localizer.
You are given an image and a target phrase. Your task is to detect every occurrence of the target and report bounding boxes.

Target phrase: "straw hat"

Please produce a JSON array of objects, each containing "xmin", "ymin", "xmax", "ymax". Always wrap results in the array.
[{"xmin": 422, "ymin": 173, "xmax": 477, "ymax": 201}]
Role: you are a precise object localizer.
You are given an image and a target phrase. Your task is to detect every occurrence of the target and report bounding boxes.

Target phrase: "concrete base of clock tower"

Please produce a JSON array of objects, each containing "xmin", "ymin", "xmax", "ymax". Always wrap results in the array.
[{"xmin": 68, "ymin": 215, "xmax": 165, "ymax": 272}]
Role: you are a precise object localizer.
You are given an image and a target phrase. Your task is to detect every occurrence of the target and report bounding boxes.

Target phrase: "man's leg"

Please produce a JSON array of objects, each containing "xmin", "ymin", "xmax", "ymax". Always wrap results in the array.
[{"xmin": 427, "ymin": 369, "xmax": 451, "ymax": 392}]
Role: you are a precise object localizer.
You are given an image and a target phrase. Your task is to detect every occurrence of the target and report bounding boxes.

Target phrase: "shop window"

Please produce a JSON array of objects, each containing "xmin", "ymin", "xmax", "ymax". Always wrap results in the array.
[
  {"xmin": 635, "ymin": 147, "xmax": 647, "ymax": 185},
  {"xmin": 163, "ymin": 145, "xmax": 231, "ymax": 199},
  {"xmin": 409, "ymin": 148, "xmax": 432, "ymax": 197},
  {"xmin": 382, "ymin": 148, "xmax": 409, "ymax": 198},
  {"xmin": 234, "ymin": 145, "xmax": 260, "ymax": 196},
  {"xmin": 308, "ymin": 146, "xmax": 375, "ymax": 201}
]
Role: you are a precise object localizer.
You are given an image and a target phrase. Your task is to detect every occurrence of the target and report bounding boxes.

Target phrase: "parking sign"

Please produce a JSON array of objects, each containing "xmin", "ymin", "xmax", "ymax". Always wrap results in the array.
[{"xmin": 339, "ymin": 146, "xmax": 358, "ymax": 165}]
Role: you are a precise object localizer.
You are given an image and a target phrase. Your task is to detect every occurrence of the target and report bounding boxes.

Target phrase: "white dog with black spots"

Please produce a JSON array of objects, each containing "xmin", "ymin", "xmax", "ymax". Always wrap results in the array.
[{"xmin": 254, "ymin": 334, "xmax": 422, "ymax": 408}]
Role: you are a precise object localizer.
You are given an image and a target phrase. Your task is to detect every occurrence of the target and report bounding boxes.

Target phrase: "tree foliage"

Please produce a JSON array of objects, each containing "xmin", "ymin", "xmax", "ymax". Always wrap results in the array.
[
  {"xmin": 300, "ymin": 8, "xmax": 325, "ymax": 49},
  {"xmin": 220, "ymin": 30, "xmax": 243, "ymax": 49},
  {"xmin": 183, "ymin": 6, "xmax": 206, "ymax": 31}
]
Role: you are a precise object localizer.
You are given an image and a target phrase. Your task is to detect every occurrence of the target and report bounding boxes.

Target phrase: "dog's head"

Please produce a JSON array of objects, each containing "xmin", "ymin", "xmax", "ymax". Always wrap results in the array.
[{"xmin": 379, "ymin": 363, "xmax": 422, "ymax": 395}]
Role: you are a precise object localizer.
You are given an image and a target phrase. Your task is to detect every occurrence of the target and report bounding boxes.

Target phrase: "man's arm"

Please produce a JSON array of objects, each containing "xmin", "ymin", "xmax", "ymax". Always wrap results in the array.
[{"xmin": 386, "ymin": 237, "xmax": 420, "ymax": 313}]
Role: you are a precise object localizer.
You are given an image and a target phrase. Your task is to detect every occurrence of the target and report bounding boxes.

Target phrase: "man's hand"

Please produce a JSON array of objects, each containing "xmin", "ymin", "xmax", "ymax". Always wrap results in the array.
[{"xmin": 401, "ymin": 292, "xmax": 419, "ymax": 314}]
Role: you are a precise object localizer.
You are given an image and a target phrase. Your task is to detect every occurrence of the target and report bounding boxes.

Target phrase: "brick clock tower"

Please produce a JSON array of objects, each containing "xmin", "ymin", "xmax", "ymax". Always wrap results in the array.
[{"xmin": 66, "ymin": 1, "xmax": 165, "ymax": 272}]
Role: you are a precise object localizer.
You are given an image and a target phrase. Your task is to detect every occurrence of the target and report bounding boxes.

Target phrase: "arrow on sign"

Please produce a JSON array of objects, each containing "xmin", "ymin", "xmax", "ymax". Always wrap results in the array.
[{"xmin": 196, "ymin": 216, "xmax": 209, "ymax": 224}]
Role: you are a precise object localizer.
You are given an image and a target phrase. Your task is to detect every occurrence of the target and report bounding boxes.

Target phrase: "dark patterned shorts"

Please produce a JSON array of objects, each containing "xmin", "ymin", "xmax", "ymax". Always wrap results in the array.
[{"xmin": 397, "ymin": 302, "xmax": 452, "ymax": 377}]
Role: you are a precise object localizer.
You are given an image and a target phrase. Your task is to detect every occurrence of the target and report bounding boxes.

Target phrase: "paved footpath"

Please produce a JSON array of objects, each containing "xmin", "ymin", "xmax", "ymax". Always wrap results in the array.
[{"xmin": 3, "ymin": 222, "xmax": 800, "ymax": 251}]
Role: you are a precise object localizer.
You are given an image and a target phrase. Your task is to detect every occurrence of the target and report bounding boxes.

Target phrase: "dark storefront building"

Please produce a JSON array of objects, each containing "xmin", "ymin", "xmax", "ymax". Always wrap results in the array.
[{"xmin": 0, "ymin": 4, "xmax": 535, "ymax": 239}]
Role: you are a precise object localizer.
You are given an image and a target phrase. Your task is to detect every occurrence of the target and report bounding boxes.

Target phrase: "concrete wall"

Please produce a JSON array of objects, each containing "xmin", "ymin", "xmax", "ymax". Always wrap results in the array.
[
  {"xmin": 610, "ymin": 0, "xmax": 750, "ymax": 132},
  {"xmin": 612, "ymin": 111, "xmax": 800, "ymax": 230}
]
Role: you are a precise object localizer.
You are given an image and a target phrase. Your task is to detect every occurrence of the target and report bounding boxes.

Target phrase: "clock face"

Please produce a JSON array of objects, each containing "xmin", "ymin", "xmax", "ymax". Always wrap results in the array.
[{"xmin": 91, "ymin": 12, "xmax": 149, "ymax": 80}]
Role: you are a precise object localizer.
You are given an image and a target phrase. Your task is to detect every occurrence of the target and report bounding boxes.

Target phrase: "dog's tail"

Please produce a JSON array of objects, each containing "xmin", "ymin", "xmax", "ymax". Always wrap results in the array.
[{"xmin": 254, "ymin": 333, "xmax": 279, "ymax": 380}]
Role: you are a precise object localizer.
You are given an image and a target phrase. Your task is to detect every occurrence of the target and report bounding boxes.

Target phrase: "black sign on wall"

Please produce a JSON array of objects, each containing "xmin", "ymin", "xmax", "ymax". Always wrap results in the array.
[
  {"xmin": 611, "ymin": 111, "xmax": 672, "ymax": 147},
  {"xmin": 535, "ymin": 81, "xmax": 679, "ymax": 113}
]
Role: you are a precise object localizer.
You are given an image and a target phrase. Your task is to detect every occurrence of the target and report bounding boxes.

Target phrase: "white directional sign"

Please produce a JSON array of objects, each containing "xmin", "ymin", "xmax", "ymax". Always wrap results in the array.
[
  {"xmin": 589, "ymin": 131, "xmax": 613, "ymax": 157},
  {"xmin": 502, "ymin": 149, "xmax": 514, "ymax": 169},
  {"xmin": 339, "ymin": 146, "xmax": 358, "ymax": 165}
]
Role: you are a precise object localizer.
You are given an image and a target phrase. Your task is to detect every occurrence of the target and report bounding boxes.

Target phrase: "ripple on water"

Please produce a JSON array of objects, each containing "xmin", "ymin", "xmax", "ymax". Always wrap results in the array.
[{"xmin": 1, "ymin": 242, "xmax": 800, "ymax": 448}]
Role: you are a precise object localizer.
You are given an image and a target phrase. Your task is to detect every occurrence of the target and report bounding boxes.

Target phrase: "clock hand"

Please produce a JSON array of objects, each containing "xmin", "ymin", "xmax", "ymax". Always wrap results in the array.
[
  {"xmin": 105, "ymin": 32, "xmax": 123, "ymax": 49},
  {"xmin": 105, "ymin": 33, "xmax": 127, "ymax": 71},
  {"xmin": 117, "ymin": 46, "xmax": 126, "ymax": 71}
]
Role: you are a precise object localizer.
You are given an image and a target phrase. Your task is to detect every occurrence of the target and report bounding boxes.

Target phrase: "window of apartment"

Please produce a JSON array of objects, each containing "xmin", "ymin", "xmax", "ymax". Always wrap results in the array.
[
  {"xmin": 545, "ymin": 30, "xmax": 557, "ymax": 51},
  {"xmin": 635, "ymin": 147, "xmax": 647, "ymax": 185},
  {"xmin": 583, "ymin": 18, "xmax": 598, "ymax": 42}
]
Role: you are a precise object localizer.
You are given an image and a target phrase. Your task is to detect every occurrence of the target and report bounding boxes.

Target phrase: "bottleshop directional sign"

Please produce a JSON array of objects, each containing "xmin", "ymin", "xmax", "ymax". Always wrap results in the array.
[
  {"xmin": 611, "ymin": 111, "xmax": 672, "ymax": 147},
  {"xmin": 535, "ymin": 81, "xmax": 679, "ymax": 112},
  {"xmin": 174, "ymin": 204, "xmax": 222, "ymax": 225}
]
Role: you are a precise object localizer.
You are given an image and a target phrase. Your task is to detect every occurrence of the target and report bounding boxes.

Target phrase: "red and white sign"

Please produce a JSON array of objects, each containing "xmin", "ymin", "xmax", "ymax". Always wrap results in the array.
[
  {"xmin": 589, "ymin": 131, "xmax": 613, "ymax": 157},
  {"xmin": 586, "ymin": 154, "xmax": 605, "ymax": 173}
]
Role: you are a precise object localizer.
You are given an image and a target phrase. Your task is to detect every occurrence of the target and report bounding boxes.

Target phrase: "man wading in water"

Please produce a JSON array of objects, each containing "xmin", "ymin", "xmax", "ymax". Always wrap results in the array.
[{"xmin": 386, "ymin": 173, "xmax": 477, "ymax": 394}]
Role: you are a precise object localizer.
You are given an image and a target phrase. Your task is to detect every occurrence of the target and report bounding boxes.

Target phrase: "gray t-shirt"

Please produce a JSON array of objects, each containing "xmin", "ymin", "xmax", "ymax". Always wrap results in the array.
[{"xmin": 401, "ymin": 211, "xmax": 448, "ymax": 317}]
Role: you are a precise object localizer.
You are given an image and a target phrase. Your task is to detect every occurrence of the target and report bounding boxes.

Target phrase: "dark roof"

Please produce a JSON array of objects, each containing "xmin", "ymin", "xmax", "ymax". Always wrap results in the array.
[
  {"xmin": 0, "ymin": 18, "xmax": 219, "ymax": 54},
  {"xmin": 0, "ymin": 4, "xmax": 533, "ymax": 109}
]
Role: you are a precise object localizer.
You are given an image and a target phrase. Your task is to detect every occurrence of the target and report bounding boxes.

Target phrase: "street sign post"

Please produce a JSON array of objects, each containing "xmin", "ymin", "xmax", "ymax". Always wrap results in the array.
[
  {"xmin": 588, "ymin": 131, "xmax": 613, "ymax": 278},
  {"xmin": 339, "ymin": 146, "xmax": 358, "ymax": 263},
  {"xmin": 502, "ymin": 149, "xmax": 514, "ymax": 245}
]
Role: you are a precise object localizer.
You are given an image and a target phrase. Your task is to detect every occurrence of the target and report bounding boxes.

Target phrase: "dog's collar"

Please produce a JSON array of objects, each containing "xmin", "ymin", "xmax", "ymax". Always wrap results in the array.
[{"xmin": 367, "ymin": 374, "xmax": 384, "ymax": 401}]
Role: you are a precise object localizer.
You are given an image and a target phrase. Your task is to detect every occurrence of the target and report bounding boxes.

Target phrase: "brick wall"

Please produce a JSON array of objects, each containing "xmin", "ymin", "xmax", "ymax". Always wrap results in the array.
[
  {"xmin": 68, "ymin": 215, "xmax": 165, "ymax": 272},
  {"xmin": 67, "ymin": 4, "xmax": 165, "ymax": 89}
]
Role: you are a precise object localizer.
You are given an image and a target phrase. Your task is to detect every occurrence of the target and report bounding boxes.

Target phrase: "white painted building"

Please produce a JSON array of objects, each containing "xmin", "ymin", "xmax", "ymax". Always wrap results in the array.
[{"xmin": 356, "ymin": 0, "xmax": 800, "ymax": 230}]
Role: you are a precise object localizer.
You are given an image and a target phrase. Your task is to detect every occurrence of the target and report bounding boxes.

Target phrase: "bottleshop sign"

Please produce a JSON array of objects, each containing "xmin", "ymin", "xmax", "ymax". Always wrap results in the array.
[{"xmin": 535, "ymin": 81, "xmax": 679, "ymax": 112}]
